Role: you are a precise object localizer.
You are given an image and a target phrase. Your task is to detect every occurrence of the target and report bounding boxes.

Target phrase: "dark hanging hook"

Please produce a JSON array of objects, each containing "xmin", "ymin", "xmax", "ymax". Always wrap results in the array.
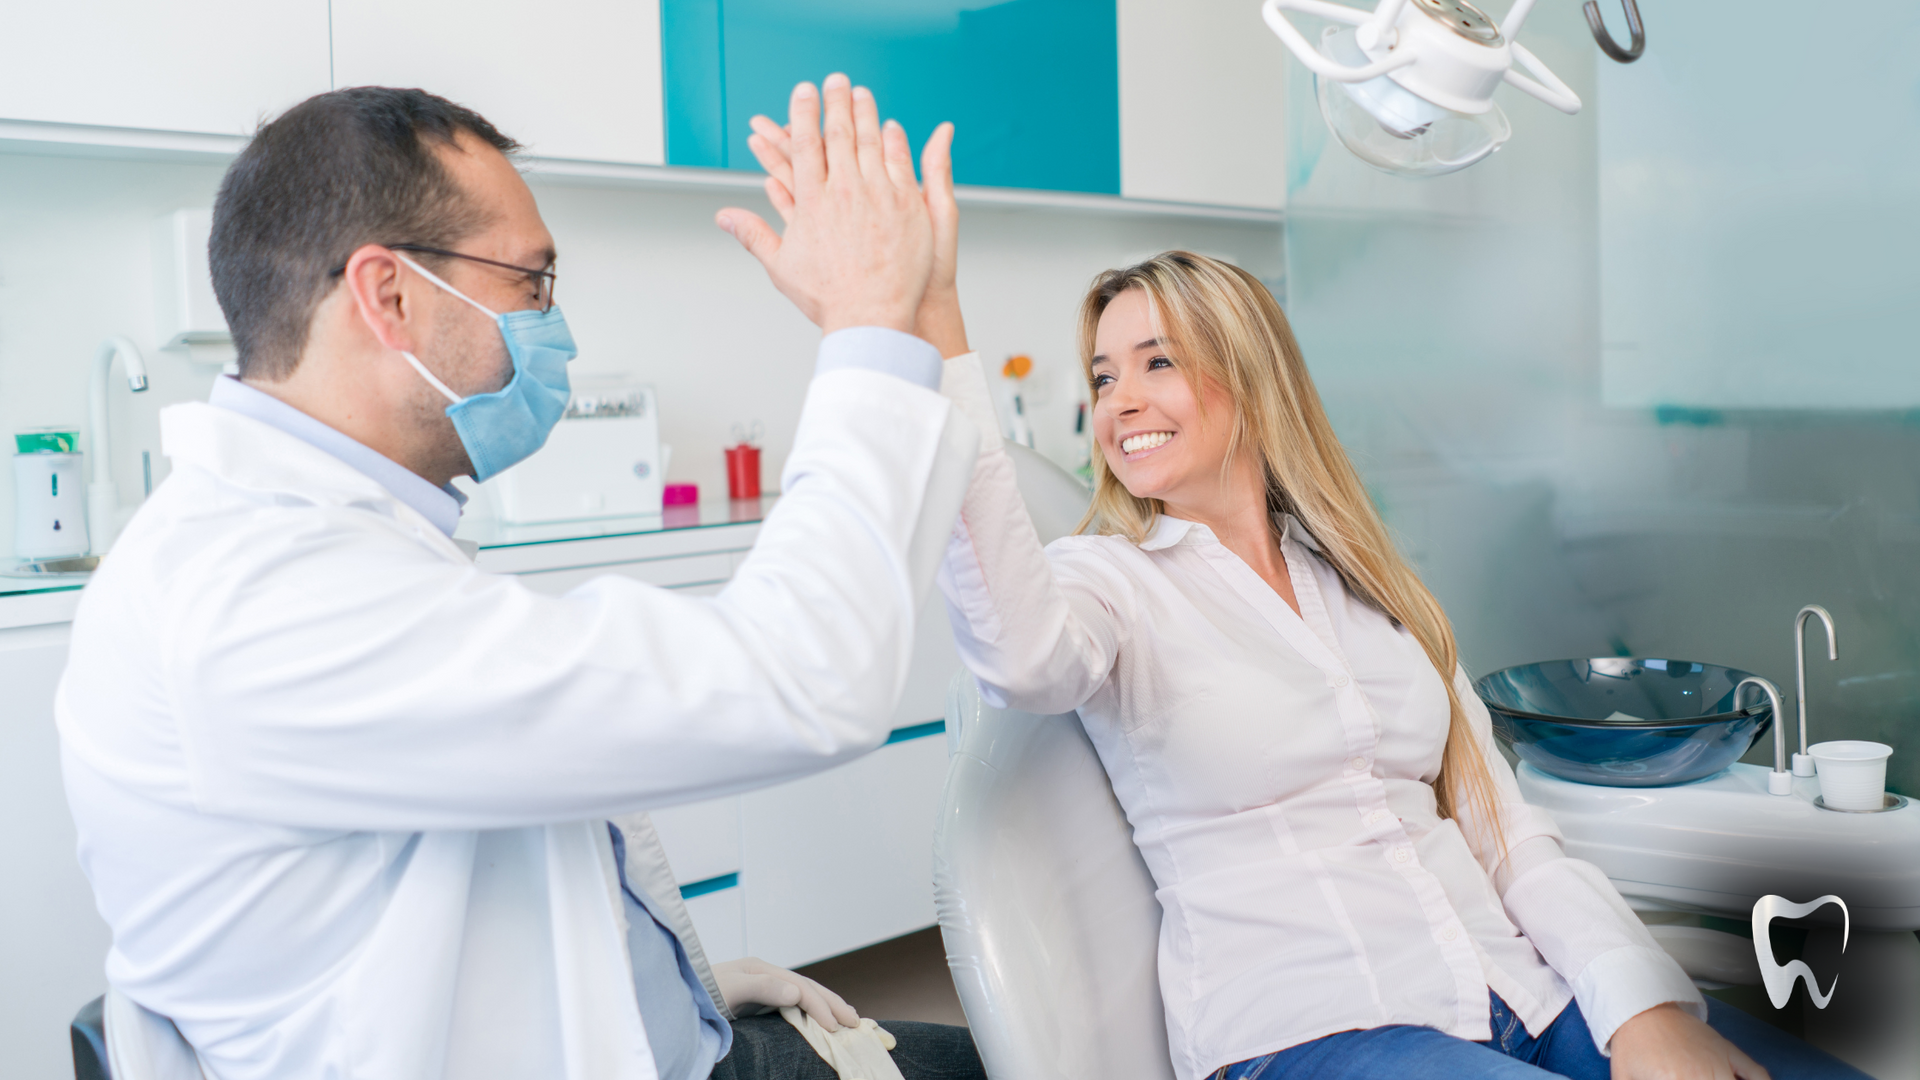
[{"xmin": 1583, "ymin": 0, "xmax": 1645, "ymax": 62}]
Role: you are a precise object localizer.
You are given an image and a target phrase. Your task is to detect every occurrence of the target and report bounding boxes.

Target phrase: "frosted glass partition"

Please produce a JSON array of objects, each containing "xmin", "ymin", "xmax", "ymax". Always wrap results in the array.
[
  {"xmin": 1599, "ymin": 3, "xmax": 1920, "ymax": 409},
  {"xmin": 1284, "ymin": 1, "xmax": 1920, "ymax": 794}
]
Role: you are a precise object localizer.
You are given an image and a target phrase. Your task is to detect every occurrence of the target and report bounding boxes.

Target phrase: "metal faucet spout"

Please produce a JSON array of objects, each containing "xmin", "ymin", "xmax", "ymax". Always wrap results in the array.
[
  {"xmin": 87, "ymin": 336, "xmax": 150, "ymax": 554},
  {"xmin": 1794, "ymin": 605, "xmax": 1838, "ymax": 777},
  {"xmin": 1734, "ymin": 676, "xmax": 1793, "ymax": 796}
]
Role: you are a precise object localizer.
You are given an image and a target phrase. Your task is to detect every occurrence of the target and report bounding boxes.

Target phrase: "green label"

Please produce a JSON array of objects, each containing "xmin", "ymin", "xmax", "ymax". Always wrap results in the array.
[{"xmin": 15, "ymin": 432, "xmax": 79, "ymax": 454}]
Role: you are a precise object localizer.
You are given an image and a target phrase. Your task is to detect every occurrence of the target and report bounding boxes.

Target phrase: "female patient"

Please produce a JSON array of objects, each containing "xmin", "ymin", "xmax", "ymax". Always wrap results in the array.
[
  {"xmin": 736, "ymin": 102, "xmax": 1861, "ymax": 1080},
  {"xmin": 925, "ymin": 253, "xmax": 1871, "ymax": 1080}
]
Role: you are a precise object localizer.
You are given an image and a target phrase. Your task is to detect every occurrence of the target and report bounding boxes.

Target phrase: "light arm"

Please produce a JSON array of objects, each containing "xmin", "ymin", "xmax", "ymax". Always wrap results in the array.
[
  {"xmin": 1451, "ymin": 675, "xmax": 1705, "ymax": 1055},
  {"xmin": 1262, "ymin": 0, "xmax": 1421, "ymax": 82},
  {"xmin": 937, "ymin": 353, "xmax": 1123, "ymax": 716}
]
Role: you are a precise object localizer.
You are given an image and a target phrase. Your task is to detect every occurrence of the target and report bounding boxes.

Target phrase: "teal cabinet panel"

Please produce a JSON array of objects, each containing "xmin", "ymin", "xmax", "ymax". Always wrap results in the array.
[
  {"xmin": 664, "ymin": 0, "xmax": 1119, "ymax": 195},
  {"xmin": 663, "ymin": 0, "xmax": 727, "ymax": 168}
]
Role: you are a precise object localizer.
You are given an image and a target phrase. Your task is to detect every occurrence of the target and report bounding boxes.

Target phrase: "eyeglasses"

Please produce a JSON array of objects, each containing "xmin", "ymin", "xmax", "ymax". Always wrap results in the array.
[{"xmin": 329, "ymin": 243, "xmax": 558, "ymax": 313}]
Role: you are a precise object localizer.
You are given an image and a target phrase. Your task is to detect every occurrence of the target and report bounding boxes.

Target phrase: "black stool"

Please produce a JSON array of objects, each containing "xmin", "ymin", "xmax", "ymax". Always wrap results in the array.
[{"xmin": 72, "ymin": 995, "xmax": 111, "ymax": 1080}]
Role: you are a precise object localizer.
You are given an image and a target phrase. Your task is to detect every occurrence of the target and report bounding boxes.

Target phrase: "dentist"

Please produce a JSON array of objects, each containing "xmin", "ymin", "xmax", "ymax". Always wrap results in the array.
[{"xmin": 57, "ymin": 82, "xmax": 983, "ymax": 1080}]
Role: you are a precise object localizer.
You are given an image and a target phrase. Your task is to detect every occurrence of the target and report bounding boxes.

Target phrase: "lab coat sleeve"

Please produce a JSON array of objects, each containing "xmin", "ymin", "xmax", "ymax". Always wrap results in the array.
[
  {"xmin": 166, "ymin": 361, "xmax": 978, "ymax": 831},
  {"xmin": 934, "ymin": 352, "xmax": 1125, "ymax": 717},
  {"xmin": 1450, "ymin": 672, "xmax": 1706, "ymax": 1054}
]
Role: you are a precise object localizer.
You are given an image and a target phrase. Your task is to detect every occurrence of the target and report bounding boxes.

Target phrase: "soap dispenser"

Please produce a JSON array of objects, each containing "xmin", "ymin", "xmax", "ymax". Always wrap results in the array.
[{"xmin": 12, "ymin": 430, "xmax": 88, "ymax": 561}]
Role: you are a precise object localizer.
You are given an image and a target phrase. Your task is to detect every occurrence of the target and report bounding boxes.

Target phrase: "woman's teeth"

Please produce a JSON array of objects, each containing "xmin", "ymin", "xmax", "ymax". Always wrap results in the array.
[{"xmin": 1121, "ymin": 432, "xmax": 1173, "ymax": 455}]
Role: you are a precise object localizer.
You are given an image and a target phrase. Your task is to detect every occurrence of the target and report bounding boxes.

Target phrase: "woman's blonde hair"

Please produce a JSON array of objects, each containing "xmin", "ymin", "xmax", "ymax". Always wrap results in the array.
[{"xmin": 1076, "ymin": 251, "xmax": 1502, "ymax": 832}]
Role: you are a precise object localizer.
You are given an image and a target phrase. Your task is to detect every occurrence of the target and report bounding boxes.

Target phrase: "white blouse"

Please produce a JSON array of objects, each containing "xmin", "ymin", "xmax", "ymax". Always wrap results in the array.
[{"xmin": 934, "ymin": 355, "xmax": 1702, "ymax": 1080}]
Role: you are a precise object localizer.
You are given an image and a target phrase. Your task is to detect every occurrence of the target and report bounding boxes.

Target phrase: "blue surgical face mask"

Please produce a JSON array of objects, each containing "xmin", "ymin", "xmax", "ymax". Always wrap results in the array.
[{"xmin": 396, "ymin": 253, "xmax": 576, "ymax": 483}]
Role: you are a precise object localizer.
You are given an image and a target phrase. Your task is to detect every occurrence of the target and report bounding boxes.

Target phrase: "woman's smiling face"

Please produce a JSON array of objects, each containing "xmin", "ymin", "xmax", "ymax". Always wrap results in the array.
[{"xmin": 1090, "ymin": 288, "xmax": 1239, "ymax": 509}]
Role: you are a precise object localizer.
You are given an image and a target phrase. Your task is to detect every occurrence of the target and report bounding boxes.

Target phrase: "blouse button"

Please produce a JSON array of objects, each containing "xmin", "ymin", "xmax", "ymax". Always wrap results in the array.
[
  {"xmin": 1349, "ymin": 756, "xmax": 1367, "ymax": 772},
  {"xmin": 1394, "ymin": 848, "xmax": 1411, "ymax": 864},
  {"xmin": 1443, "ymin": 927, "xmax": 1460, "ymax": 942},
  {"xmin": 1330, "ymin": 672, "xmax": 1351, "ymax": 688},
  {"xmin": 1368, "ymin": 809, "xmax": 1389, "ymax": 824}
]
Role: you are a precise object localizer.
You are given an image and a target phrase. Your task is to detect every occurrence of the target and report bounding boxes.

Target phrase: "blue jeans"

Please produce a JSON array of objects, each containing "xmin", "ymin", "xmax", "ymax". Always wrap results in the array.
[{"xmin": 1218, "ymin": 993, "xmax": 1871, "ymax": 1080}]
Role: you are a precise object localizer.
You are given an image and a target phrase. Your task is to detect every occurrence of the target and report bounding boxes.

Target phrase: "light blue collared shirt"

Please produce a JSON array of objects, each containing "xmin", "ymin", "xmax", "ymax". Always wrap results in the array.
[
  {"xmin": 814, "ymin": 326, "xmax": 943, "ymax": 389},
  {"xmin": 207, "ymin": 376, "xmax": 467, "ymax": 537}
]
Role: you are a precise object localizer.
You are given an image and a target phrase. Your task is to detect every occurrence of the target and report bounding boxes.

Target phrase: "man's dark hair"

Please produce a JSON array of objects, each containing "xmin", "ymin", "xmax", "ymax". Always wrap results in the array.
[{"xmin": 209, "ymin": 87, "xmax": 520, "ymax": 381}]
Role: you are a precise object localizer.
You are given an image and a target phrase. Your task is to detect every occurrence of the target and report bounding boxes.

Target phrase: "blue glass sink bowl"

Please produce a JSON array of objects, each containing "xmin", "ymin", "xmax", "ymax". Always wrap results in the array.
[{"xmin": 1473, "ymin": 659, "xmax": 1774, "ymax": 787}]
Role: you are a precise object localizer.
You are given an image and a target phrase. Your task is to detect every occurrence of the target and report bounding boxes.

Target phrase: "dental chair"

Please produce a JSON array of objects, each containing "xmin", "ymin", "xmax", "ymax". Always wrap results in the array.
[
  {"xmin": 934, "ymin": 676, "xmax": 1175, "ymax": 1080},
  {"xmin": 929, "ymin": 438, "xmax": 1173, "ymax": 1080}
]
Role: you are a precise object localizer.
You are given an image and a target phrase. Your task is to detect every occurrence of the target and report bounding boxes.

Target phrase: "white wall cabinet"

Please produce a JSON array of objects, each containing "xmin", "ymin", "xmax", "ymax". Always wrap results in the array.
[
  {"xmin": 477, "ymin": 513, "xmax": 958, "ymax": 970},
  {"xmin": 740, "ymin": 734, "xmax": 950, "ymax": 969},
  {"xmin": 0, "ymin": 625, "xmax": 112, "ymax": 1080},
  {"xmin": 1118, "ymin": 0, "xmax": 1288, "ymax": 211},
  {"xmin": 653, "ymin": 795, "xmax": 748, "ymax": 960},
  {"xmin": 0, "ymin": 1, "xmax": 330, "ymax": 135},
  {"xmin": 653, "ymin": 797, "xmax": 744, "ymax": 888},
  {"xmin": 0, "ymin": 1, "xmax": 1280, "ymax": 221},
  {"xmin": 329, "ymin": 0, "xmax": 666, "ymax": 165}
]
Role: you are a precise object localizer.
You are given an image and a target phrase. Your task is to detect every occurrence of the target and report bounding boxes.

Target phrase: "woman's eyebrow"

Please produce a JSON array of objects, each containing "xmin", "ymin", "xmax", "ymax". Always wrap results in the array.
[
  {"xmin": 1134, "ymin": 337, "xmax": 1163, "ymax": 351},
  {"xmin": 1090, "ymin": 354, "xmax": 1111, "ymax": 367}
]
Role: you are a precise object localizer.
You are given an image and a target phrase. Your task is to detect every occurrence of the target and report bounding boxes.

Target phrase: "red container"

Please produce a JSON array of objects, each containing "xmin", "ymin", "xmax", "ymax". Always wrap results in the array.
[{"xmin": 724, "ymin": 445, "xmax": 761, "ymax": 500}]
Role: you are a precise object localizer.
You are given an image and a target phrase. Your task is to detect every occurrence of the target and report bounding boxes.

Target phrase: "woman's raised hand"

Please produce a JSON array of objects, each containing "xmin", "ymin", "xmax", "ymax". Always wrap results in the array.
[
  {"xmin": 740, "ymin": 91, "xmax": 968, "ymax": 357},
  {"xmin": 1608, "ymin": 1003, "xmax": 1769, "ymax": 1080},
  {"xmin": 717, "ymin": 74, "xmax": 933, "ymax": 338},
  {"xmin": 913, "ymin": 120, "xmax": 969, "ymax": 358}
]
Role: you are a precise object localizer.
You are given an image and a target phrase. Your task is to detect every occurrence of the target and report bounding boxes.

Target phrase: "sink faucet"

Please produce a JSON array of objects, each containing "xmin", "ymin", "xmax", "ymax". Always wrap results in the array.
[
  {"xmin": 1734, "ymin": 676, "xmax": 1792, "ymax": 795},
  {"xmin": 88, "ymin": 336, "xmax": 149, "ymax": 554},
  {"xmin": 1793, "ymin": 605, "xmax": 1837, "ymax": 777}
]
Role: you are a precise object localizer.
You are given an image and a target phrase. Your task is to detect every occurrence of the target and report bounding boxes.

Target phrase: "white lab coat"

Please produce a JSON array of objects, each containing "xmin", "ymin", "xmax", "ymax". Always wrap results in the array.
[{"xmin": 57, "ymin": 366, "xmax": 977, "ymax": 1080}]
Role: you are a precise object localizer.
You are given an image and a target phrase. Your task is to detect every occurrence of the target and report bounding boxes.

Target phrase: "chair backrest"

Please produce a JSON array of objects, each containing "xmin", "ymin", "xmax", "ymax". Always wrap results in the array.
[
  {"xmin": 933, "ymin": 675, "xmax": 1175, "ymax": 1080},
  {"xmin": 999, "ymin": 441, "xmax": 1091, "ymax": 550}
]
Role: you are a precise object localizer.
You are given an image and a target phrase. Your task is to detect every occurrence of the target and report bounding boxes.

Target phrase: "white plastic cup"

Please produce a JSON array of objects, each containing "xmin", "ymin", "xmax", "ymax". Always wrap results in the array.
[{"xmin": 1809, "ymin": 740, "xmax": 1893, "ymax": 811}]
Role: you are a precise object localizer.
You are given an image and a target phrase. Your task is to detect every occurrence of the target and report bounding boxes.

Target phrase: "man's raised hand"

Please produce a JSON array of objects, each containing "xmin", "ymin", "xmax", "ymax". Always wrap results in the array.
[
  {"xmin": 743, "ymin": 99, "xmax": 967, "ymax": 357},
  {"xmin": 716, "ymin": 74, "xmax": 934, "ymax": 337}
]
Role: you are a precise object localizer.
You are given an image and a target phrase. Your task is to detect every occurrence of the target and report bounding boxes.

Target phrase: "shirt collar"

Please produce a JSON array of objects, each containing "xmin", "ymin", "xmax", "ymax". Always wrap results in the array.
[
  {"xmin": 1139, "ymin": 511, "xmax": 1325, "ymax": 553},
  {"xmin": 1280, "ymin": 513, "xmax": 1324, "ymax": 553},
  {"xmin": 207, "ymin": 376, "xmax": 466, "ymax": 537},
  {"xmin": 1140, "ymin": 514, "xmax": 1199, "ymax": 551}
]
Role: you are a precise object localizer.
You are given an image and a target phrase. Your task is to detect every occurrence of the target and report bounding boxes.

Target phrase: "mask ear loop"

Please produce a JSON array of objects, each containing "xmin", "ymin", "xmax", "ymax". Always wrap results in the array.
[
  {"xmin": 400, "ymin": 349, "xmax": 464, "ymax": 405},
  {"xmin": 392, "ymin": 252, "xmax": 505, "ymax": 406}
]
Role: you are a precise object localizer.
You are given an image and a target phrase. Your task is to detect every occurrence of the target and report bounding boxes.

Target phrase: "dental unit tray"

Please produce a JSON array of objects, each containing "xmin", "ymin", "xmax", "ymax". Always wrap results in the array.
[{"xmin": 1520, "ymin": 763, "xmax": 1920, "ymax": 931}]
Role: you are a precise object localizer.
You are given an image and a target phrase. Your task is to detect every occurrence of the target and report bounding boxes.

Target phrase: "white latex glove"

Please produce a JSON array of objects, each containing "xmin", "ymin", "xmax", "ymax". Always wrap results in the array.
[{"xmin": 713, "ymin": 957, "xmax": 862, "ymax": 1032}]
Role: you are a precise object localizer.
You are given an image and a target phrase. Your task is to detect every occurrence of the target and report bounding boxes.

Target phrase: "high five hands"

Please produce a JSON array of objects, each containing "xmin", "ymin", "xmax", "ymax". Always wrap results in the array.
[{"xmin": 717, "ymin": 74, "xmax": 970, "ymax": 359}]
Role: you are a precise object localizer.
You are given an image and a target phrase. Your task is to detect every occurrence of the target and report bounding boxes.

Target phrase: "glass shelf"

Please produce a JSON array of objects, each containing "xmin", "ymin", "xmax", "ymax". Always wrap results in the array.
[
  {"xmin": 456, "ymin": 496, "xmax": 776, "ymax": 549},
  {"xmin": 1, "ymin": 498, "xmax": 776, "ymax": 599}
]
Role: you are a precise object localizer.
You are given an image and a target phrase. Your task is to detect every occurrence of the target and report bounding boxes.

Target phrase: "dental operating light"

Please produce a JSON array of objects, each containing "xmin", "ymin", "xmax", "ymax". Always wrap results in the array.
[{"xmin": 1263, "ymin": 0, "xmax": 1582, "ymax": 177}]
